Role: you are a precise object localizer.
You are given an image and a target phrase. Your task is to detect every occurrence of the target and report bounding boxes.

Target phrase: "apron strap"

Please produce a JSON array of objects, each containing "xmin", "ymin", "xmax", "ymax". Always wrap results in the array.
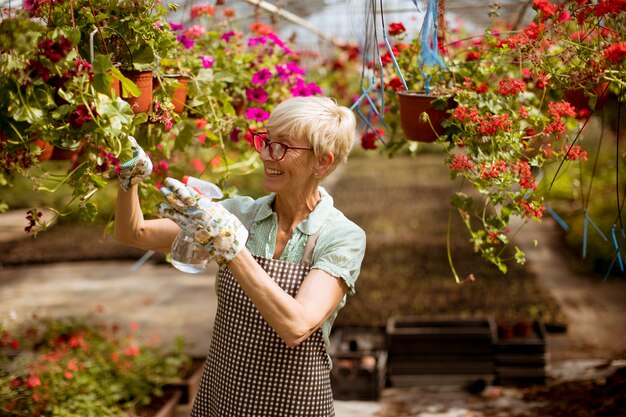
[{"xmin": 301, "ymin": 230, "xmax": 321, "ymax": 265}]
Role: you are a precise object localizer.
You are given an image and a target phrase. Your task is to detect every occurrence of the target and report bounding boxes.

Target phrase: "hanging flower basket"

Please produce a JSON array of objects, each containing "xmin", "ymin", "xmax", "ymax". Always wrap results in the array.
[
  {"xmin": 397, "ymin": 91, "xmax": 454, "ymax": 143},
  {"xmin": 563, "ymin": 82, "xmax": 611, "ymax": 119},
  {"xmin": 50, "ymin": 144, "xmax": 83, "ymax": 161},
  {"xmin": 122, "ymin": 70, "xmax": 154, "ymax": 114}
]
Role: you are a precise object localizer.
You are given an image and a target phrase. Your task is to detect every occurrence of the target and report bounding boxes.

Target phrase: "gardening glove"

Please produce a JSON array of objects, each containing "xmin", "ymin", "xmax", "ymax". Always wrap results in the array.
[
  {"xmin": 118, "ymin": 135, "xmax": 153, "ymax": 191},
  {"xmin": 157, "ymin": 177, "xmax": 248, "ymax": 266}
]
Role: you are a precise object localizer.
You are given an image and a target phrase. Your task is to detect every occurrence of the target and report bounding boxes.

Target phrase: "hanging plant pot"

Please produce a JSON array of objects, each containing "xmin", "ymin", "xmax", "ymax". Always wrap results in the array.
[
  {"xmin": 563, "ymin": 82, "xmax": 610, "ymax": 119},
  {"xmin": 153, "ymin": 74, "xmax": 189, "ymax": 114},
  {"xmin": 32, "ymin": 138, "xmax": 54, "ymax": 161},
  {"xmin": 121, "ymin": 70, "xmax": 154, "ymax": 114},
  {"xmin": 397, "ymin": 91, "xmax": 454, "ymax": 143},
  {"xmin": 50, "ymin": 145, "xmax": 82, "ymax": 161}
]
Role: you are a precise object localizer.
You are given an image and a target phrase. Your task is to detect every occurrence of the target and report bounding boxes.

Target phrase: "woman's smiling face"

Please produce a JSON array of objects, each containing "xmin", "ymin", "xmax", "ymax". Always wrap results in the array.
[{"xmin": 259, "ymin": 131, "xmax": 318, "ymax": 195}]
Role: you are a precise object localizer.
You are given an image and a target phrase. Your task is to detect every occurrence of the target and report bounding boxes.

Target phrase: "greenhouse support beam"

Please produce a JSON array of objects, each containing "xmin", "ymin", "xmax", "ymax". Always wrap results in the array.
[{"xmin": 241, "ymin": 0, "xmax": 348, "ymax": 47}]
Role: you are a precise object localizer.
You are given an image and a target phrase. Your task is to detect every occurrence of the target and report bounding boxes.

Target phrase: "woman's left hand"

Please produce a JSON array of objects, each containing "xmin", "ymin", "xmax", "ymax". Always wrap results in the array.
[{"xmin": 157, "ymin": 177, "xmax": 248, "ymax": 265}]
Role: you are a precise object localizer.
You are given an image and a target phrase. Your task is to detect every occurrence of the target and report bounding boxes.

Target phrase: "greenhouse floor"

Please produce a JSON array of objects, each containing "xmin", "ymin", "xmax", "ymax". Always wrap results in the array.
[
  {"xmin": 2, "ymin": 154, "xmax": 626, "ymax": 416},
  {"xmin": 1, "ymin": 225, "xmax": 625, "ymax": 417}
]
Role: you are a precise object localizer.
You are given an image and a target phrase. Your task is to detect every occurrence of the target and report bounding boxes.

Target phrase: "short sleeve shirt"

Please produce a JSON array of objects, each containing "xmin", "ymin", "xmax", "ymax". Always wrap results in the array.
[{"xmin": 219, "ymin": 186, "xmax": 366, "ymax": 349}]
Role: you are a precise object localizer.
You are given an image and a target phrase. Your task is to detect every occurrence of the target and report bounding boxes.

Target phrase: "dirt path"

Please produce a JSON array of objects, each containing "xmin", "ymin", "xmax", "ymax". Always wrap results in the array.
[{"xmin": 513, "ymin": 217, "xmax": 626, "ymax": 362}]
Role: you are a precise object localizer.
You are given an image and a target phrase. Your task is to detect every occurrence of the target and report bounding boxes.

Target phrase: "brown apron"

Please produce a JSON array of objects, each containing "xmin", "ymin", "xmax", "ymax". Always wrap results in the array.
[{"xmin": 191, "ymin": 232, "xmax": 334, "ymax": 417}]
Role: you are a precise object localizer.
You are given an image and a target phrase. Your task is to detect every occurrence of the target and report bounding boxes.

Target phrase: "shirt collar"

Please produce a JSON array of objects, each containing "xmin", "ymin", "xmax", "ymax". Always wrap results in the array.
[{"xmin": 252, "ymin": 187, "xmax": 333, "ymax": 235}]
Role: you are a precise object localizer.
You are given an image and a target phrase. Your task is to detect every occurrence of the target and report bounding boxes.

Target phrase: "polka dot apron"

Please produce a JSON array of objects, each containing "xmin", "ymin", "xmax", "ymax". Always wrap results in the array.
[{"xmin": 191, "ymin": 232, "xmax": 335, "ymax": 417}]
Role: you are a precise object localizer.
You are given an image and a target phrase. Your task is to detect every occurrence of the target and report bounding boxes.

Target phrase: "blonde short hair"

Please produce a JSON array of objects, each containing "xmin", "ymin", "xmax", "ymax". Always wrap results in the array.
[{"xmin": 267, "ymin": 96, "xmax": 356, "ymax": 174}]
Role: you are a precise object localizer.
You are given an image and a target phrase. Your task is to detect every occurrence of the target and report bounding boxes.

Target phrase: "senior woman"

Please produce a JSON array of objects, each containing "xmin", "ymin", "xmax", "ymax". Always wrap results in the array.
[{"xmin": 114, "ymin": 96, "xmax": 366, "ymax": 416}]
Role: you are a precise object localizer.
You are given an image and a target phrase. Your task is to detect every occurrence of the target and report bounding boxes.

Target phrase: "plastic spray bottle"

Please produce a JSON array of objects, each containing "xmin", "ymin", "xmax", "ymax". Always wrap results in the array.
[{"xmin": 170, "ymin": 176, "xmax": 224, "ymax": 274}]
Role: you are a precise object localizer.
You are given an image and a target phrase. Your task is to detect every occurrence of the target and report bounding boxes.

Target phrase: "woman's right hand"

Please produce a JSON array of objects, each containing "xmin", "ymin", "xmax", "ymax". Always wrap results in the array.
[
  {"xmin": 157, "ymin": 177, "xmax": 249, "ymax": 265},
  {"xmin": 118, "ymin": 136, "xmax": 152, "ymax": 191}
]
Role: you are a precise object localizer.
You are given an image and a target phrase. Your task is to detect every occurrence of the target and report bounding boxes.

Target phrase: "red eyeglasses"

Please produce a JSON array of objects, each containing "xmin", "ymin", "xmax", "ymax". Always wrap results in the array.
[{"xmin": 252, "ymin": 131, "xmax": 313, "ymax": 161}]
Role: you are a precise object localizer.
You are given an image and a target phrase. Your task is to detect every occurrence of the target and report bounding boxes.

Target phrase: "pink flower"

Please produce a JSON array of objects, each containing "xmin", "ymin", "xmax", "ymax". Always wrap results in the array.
[
  {"xmin": 177, "ymin": 34, "xmax": 195, "ymax": 49},
  {"xmin": 275, "ymin": 62, "xmax": 305, "ymax": 82},
  {"xmin": 245, "ymin": 87, "xmax": 269, "ymax": 103},
  {"xmin": 200, "ymin": 55, "xmax": 214, "ymax": 68},
  {"xmin": 245, "ymin": 107, "xmax": 270, "ymax": 121},
  {"xmin": 184, "ymin": 25, "xmax": 205, "ymax": 39},
  {"xmin": 248, "ymin": 36, "xmax": 268, "ymax": 47},
  {"xmin": 221, "ymin": 31, "xmax": 236, "ymax": 42},
  {"xmin": 169, "ymin": 22, "xmax": 184, "ymax": 31},
  {"xmin": 290, "ymin": 78, "xmax": 322, "ymax": 97},
  {"xmin": 251, "ymin": 68, "xmax": 272, "ymax": 85},
  {"xmin": 268, "ymin": 33, "xmax": 296, "ymax": 55}
]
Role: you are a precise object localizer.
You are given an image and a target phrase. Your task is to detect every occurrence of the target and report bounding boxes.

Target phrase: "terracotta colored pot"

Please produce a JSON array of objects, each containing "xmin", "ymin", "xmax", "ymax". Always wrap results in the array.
[
  {"xmin": 109, "ymin": 63, "xmax": 122, "ymax": 96},
  {"xmin": 397, "ymin": 91, "xmax": 454, "ymax": 142},
  {"xmin": 50, "ymin": 146, "xmax": 81, "ymax": 161},
  {"xmin": 110, "ymin": 76, "xmax": 121, "ymax": 96},
  {"xmin": 154, "ymin": 75, "xmax": 189, "ymax": 114},
  {"xmin": 33, "ymin": 138, "xmax": 53, "ymax": 161},
  {"xmin": 122, "ymin": 70, "xmax": 154, "ymax": 114}
]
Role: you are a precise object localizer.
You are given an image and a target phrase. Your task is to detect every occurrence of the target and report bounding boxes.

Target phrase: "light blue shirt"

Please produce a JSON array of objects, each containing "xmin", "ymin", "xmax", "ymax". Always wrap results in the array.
[{"xmin": 220, "ymin": 186, "xmax": 366, "ymax": 350}]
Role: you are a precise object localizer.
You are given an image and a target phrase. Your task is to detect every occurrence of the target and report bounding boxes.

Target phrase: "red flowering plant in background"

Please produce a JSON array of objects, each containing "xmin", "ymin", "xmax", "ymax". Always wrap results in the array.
[
  {"xmin": 438, "ymin": 0, "xmax": 625, "ymax": 273},
  {"xmin": 0, "ymin": 314, "xmax": 191, "ymax": 416},
  {"xmin": 363, "ymin": 0, "xmax": 625, "ymax": 274}
]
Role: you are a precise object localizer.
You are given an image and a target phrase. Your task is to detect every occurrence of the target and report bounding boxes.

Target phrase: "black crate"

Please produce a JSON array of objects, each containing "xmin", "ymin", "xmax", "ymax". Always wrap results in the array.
[
  {"xmin": 329, "ymin": 327, "xmax": 387, "ymax": 401},
  {"xmin": 495, "ymin": 320, "xmax": 548, "ymax": 387},
  {"xmin": 386, "ymin": 317, "xmax": 497, "ymax": 387}
]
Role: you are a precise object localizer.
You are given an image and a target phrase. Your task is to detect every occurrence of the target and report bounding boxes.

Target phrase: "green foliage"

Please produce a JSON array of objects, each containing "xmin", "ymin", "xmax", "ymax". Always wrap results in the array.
[{"xmin": 0, "ymin": 314, "xmax": 191, "ymax": 416}]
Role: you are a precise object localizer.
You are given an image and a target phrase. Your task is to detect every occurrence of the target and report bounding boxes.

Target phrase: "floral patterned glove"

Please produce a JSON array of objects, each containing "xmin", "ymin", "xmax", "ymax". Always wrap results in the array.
[
  {"xmin": 118, "ymin": 136, "xmax": 152, "ymax": 191},
  {"xmin": 157, "ymin": 177, "xmax": 248, "ymax": 266}
]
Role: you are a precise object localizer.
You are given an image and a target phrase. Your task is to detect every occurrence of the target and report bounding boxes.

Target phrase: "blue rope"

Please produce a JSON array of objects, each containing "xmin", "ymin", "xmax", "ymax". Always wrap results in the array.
[
  {"xmin": 582, "ymin": 209, "xmax": 608, "ymax": 258},
  {"xmin": 419, "ymin": 0, "xmax": 447, "ymax": 94},
  {"xmin": 382, "ymin": 32, "xmax": 408, "ymax": 91},
  {"xmin": 546, "ymin": 202, "xmax": 570, "ymax": 232},
  {"xmin": 610, "ymin": 224, "xmax": 624, "ymax": 272}
]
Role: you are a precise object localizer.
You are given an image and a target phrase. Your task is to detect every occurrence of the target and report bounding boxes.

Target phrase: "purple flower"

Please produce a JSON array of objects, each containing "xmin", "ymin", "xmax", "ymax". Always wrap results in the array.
[
  {"xmin": 275, "ymin": 62, "xmax": 305, "ymax": 82},
  {"xmin": 291, "ymin": 78, "xmax": 322, "ymax": 97},
  {"xmin": 251, "ymin": 68, "xmax": 272, "ymax": 85},
  {"xmin": 268, "ymin": 33, "xmax": 296, "ymax": 55},
  {"xmin": 248, "ymin": 36, "xmax": 267, "ymax": 47},
  {"xmin": 177, "ymin": 34, "xmax": 195, "ymax": 49},
  {"xmin": 221, "ymin": 31, "xmax": 236, "ymax": 43},
  {"xmin": 245, "ymin": 107, "xmax": 270, "ymax": 121},
  {"xmin": 200, "ymin": 55, "xmax": 215, "ymax": 68},
  {"xmin": 170, "ymin": 22, "xmax": 185, "ymax": 31},
  {"xmin": 246, "ymin": 87, "xmax": 269, "ymax": 103}
]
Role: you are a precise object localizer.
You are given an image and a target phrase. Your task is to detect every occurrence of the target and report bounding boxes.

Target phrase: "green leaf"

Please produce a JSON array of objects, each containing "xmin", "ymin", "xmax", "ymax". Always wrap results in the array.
[
  {"xmin": 173, "ymin": 123, "xmax": 195, "ymax": 151},
  {"xmin": 450, "ymin": 192, "xmax": 473, "ymax": 211},
  {"xmin": 118, "ymin": 71, "xmax": 141, "ymax": 98},
  {"xmin": 77, "ymin": 202, "xmax": 98, "ymax": 223}
]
